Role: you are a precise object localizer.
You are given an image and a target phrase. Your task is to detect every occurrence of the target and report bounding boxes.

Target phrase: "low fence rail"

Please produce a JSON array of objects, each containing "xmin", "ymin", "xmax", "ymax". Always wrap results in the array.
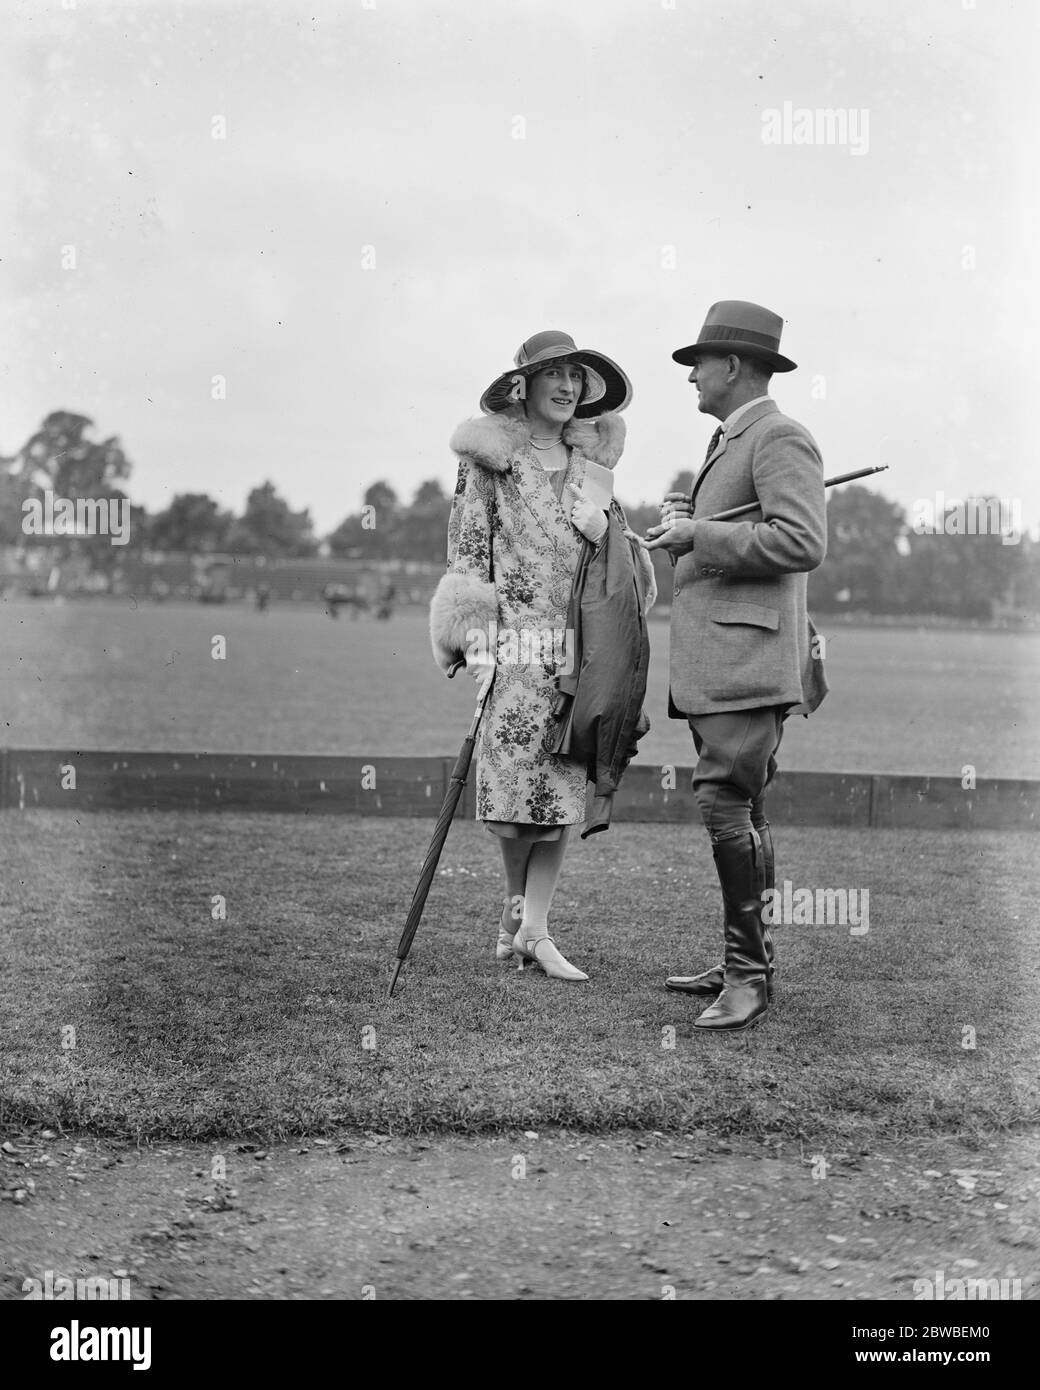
[{"xmin": 0, "ymin": 749, "xmax": 1035, "ymax": 830}]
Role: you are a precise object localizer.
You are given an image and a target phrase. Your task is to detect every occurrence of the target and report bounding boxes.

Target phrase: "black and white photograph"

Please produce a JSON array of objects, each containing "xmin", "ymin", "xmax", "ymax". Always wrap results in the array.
[{"xmin": 0, "ymin": 0, "xmax": 1036, "ymax": 1350}]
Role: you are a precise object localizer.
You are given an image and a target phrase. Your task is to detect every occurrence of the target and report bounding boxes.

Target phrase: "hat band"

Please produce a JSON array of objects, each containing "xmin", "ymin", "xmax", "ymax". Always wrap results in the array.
[
  {"xmin": 699, "ymin": 324, "xmax": 781, "ymax": 350},
  {"xmin": 516, "ymin": 346, "xmax": 577, "ymax": 368}
]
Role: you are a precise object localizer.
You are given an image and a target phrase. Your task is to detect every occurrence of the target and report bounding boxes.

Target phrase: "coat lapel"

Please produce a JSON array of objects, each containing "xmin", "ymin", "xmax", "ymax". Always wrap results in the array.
[
  {"xmin": 511, "ymin": 448, "xmax": 585, "ymax": 573},
  {"xmin": 690, "ymin": 434, "xmax": 727, "ymax": 508},
  {"xmin": 690, "ymin": 400, "xmax": 779, "ymax": 508}
]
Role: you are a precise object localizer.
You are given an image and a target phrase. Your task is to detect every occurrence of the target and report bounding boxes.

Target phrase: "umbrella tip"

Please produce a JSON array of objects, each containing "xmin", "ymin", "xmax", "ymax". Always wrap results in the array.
[{"xmin": 387, "ymin": 959, "xmax": 403, "ymax": 999}]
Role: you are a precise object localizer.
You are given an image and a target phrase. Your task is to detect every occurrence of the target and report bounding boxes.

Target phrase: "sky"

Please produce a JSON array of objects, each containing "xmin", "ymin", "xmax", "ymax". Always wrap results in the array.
[{"xmin": 1, "ymin": 0, "xmax": 1035, "ymax": 534}]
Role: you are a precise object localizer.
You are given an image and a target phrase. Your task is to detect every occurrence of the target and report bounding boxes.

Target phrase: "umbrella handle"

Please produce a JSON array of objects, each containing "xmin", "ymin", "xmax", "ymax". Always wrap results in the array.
[{"xmin": 447, "ymin": 654, "xmax": 493, "ymax": 727}]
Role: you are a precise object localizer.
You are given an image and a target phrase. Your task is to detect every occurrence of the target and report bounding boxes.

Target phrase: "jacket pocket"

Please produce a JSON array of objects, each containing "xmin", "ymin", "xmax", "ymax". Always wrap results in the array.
[{"xmin": 708, "ymin": 599, "xmax": 780, "ymax": 630}]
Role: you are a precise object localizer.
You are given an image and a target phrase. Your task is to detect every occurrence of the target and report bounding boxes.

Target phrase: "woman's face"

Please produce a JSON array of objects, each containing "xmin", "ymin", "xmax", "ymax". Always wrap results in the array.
[{"xmin": 525, "ymin": 362, "xmax": 585, "ymax": 427}]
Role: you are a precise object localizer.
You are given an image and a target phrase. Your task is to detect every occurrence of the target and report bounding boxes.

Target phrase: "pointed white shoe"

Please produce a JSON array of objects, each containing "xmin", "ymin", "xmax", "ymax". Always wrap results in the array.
[
  {"xmin": 512, "ymin": 928, "xmax": 589, "ymax": 982},
  {"xmin": 496, "ymin": 899, "xmax": 520, "ymax": 961}
]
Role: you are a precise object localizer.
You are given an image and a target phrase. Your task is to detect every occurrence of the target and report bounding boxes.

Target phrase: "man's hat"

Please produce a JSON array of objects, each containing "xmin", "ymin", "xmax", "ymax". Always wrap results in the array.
[
  {"xmin": 672, "ymin": 301, "xmax": 797, "ymax": 373},
  {"xmin": 480, "ymin": 330, "xmax": 633, "ymax": 418}
]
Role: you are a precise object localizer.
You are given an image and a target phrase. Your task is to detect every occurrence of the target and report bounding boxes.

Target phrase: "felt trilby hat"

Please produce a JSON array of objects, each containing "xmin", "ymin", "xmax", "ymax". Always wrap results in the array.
[
  {"xmin": 672, "ymin": 300, "xmax": 797, "ymax": 373},
  {"xmin": 480, "ymin": 330, "xmax": 633, "ymax": 418}
]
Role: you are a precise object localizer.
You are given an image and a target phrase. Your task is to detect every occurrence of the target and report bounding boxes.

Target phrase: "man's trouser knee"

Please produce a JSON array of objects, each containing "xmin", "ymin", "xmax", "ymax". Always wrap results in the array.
[{"xmin": 687, "ymin": 707, "xmax": 786, "ymax": 841}]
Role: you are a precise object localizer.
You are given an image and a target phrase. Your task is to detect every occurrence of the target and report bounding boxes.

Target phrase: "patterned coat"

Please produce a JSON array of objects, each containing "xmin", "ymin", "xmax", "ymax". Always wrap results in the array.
[{"xmin": 429, "ymin": 407, "xmax": 655, "ymax": 827}]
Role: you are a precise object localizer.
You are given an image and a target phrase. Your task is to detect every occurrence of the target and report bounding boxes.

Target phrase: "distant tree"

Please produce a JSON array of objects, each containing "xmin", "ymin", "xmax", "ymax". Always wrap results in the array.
[
  {"xmin": 809, "ymin": 486, "xmax": 906, "ymax": 612},
  {"xmin": 227, "ymin": 481, "xmax": 317, "ymax": 557},
  {"xmin": 3, "ymin": 412, "xmax": 134, "ymax": 575},
  {"xmin": 8, "ymin": 410, "xmax": 131, "ymax": 498},
  {"xmin": 1016, "ymin": 535, "xmax": 1040, "ymax": 617},
  {"xmin": 327, "ymin": 480, "xmax": 401, "ymax": 559},
  {"xmin": 901, "ymin": 499, "xmax": 1028, "ymax": 620},
  {"xmin": 397, "ymin": 479, "xmax": 451, "ymax": 564},
  {"xmin": 149, "ymin": 493, "xmax": 234, "ymax": 553},
  {"xmin": 364, "ymin": 480, "xmax": 399, "ymax": 519},
  {"xmin": 0, "ymin": 466, "xmax": 33, "ymax": 545}
]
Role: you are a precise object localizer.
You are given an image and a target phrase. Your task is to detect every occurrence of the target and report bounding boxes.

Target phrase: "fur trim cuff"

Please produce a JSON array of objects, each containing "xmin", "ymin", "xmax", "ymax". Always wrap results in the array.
[
  {"xmin": 634, "ymin": 545, "xmax": 658, "ymax": 614},
  {"xmin": 429, "ymin": 570, "xmax": 498, "ymax": 671}
]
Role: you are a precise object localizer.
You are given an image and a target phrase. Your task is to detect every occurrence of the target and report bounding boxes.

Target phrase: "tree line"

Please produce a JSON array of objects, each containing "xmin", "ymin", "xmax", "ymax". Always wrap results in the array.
[
  {"xmin": 2, "ymin": 412, "xmax": 1036, "ymax": 618},
  {"xmin": 336, "ymin": 471, "xmax": 1039, "ymax": 621}
]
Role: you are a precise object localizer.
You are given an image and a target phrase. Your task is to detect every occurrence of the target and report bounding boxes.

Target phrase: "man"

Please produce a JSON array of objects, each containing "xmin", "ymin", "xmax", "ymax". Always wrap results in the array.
[{"xmin": 643, "ymin": 301, "xmax": 828, "ymax": 1032}]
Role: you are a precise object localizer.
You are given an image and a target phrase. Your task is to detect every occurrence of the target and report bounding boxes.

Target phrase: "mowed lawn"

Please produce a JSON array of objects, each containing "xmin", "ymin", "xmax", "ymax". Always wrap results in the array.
[
  {"xmin": 0, "ymin": 598, "xmax": 1037, "ymax": 777},
  {"xmin": 0, "ymin": 811, "xmax": 1035, "ymax": 1145}
]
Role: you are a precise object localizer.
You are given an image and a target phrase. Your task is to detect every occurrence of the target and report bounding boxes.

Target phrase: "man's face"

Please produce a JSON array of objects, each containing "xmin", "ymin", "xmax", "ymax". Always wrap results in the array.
[{"xmin": 686, "ymin": 354, "xmax": 731, "ymax": 417}]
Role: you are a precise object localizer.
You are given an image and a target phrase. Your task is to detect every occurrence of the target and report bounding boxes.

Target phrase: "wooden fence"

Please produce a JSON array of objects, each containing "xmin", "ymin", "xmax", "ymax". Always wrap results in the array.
[{"xmin": 0, "ymin": 749, "xmax": 1035, "ymax": 830}]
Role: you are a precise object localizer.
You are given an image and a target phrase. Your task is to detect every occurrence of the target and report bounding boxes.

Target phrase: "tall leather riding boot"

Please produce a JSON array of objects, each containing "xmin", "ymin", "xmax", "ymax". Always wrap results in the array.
[
  {"xmin": 693, "ymin": 828, "xmax": 770, "ymax": 1033},
  {"xmin": 666, "ymin": 821, "xmax": 775, "ymax": 1000},
  {"xmin": 757, "ymin": 819, "xmax": 776, "ymax": 979}
]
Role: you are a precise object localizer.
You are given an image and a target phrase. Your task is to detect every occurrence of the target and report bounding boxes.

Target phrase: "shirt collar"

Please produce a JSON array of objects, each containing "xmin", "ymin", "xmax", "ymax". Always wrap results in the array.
[{"xmin": 722, "ymin": 395, "xmax": 771, "ymax": 434}]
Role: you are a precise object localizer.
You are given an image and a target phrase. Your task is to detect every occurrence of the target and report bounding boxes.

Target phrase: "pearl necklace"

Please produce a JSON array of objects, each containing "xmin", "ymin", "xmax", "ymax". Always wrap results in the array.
[{"xmin": 529, "ymin": 434, "xmax": 563, "ymax": 451}]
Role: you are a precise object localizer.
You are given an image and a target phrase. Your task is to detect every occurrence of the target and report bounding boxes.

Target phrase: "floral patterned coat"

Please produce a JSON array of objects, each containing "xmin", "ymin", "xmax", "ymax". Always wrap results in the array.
[{"xmin": 429, "ymin": 407, "xmax": 655, "ymax": 827}]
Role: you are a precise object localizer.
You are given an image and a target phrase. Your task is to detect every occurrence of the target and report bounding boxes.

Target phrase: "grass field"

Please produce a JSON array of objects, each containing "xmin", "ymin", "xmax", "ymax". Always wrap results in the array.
[
  {"xmin": 0, "ymin": 811, "xmax": 1035, "ymax": 1145},
  {"xmin": 0, "ymin": 597, "xmax": 1037, "ymax": 777}
]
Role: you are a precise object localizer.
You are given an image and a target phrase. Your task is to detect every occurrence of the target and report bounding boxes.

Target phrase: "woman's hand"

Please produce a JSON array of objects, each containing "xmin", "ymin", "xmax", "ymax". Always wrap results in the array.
[
  {"xmin": 565, "ymin": 484, "xmax": 608, "ymax": 543},
  {"xmin": 466, "ymin": 650, "xmax": 496, "ymax": 701}
]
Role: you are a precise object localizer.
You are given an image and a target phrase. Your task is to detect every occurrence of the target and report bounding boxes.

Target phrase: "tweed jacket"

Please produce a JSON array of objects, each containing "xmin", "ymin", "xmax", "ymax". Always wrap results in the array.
[{"xmin": 669, "ymin": 399, "xmax": 828, "ymax": 717}]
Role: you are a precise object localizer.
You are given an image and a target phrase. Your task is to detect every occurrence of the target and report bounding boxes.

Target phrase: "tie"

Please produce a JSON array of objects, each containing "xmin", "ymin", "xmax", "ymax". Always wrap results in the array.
[{"xmin": 688, "ymin": 426, "xmax": 724, "ymax": 507}]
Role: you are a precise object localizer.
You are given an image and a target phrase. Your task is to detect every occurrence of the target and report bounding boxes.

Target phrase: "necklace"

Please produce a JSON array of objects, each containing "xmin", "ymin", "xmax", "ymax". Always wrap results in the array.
[{"xmin": 529, "ymin": 435, "xmax": 563, "ymax": 451}]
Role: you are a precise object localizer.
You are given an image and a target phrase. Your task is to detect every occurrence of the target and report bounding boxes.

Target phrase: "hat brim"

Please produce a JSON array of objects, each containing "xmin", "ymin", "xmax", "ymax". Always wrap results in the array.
[
  {"xmin": 672, "ymin": 340, "xmax": 797, "ymax": 373},
  {"xmin": 480, "ymin": 348, "xmax": 632, "ymax": 417}
]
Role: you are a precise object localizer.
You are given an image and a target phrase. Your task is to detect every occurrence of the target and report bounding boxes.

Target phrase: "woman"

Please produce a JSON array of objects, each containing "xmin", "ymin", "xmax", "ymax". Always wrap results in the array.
[{"xmin": 429, "ymin": 330, "xmax": 654, "ymax": 982}]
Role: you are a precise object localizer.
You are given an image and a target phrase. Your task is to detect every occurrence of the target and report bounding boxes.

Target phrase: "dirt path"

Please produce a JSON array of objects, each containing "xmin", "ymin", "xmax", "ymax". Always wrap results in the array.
[{"xmin": 2, "ymin": 1128, "xmax": 1036, "ymax": 1300}]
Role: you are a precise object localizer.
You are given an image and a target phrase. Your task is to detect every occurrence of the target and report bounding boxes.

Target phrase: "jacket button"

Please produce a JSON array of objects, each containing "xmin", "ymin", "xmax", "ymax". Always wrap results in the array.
[{"xmin": 673, "ymin": 584, "xmax": 681, "ymax": 596}]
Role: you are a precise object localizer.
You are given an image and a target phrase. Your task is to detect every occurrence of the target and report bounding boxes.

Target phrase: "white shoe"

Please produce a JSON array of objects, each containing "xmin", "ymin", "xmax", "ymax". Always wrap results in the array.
[
  {"xmin": 496, "ymin": 929, "xmax": 515, "ymax": 961},
  {"xmin": 512, "ymin": 929, "xmax": 589, "ymax": 982}
]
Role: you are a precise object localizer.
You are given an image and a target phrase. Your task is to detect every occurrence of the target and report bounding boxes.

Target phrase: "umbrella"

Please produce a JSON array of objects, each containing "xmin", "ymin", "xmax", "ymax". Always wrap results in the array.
[{"xmin": 386, "ymin": 658, "xmax": 491, "ymax": 998}]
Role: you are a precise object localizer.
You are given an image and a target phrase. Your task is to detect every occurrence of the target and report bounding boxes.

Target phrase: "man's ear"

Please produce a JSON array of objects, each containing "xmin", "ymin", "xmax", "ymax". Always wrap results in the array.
[{"xmin": 727, "ymin": 354, "xmax": 741, "ymax": 380}]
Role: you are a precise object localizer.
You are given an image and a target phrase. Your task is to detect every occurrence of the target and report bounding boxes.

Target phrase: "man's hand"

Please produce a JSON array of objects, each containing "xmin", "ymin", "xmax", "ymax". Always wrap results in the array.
[
  {"xmin": 659, "ymin": 491, "xmax": 693, "ymax": 525},
  {"xmin": 639, "ymin": 517, "xmax": 697, "ymax": 556}
]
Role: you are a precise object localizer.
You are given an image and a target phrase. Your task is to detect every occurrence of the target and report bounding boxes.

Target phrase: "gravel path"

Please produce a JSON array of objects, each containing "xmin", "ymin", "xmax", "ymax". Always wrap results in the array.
[{"xmin": 2, "ymin": 1128, "xmax": 1037, "ymax": 1301}]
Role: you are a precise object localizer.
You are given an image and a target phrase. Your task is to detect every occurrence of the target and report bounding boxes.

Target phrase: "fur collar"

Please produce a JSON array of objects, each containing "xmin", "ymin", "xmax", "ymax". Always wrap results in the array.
[{"xmin": 449, "ymin": 408, "xmax": 626, "ymax": 475}]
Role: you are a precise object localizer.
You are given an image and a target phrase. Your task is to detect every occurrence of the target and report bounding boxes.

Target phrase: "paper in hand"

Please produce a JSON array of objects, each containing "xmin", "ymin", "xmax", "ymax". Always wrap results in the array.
[{"xmin": 579, "ymin": 460, "xmax": 614, "ymax": 512}]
